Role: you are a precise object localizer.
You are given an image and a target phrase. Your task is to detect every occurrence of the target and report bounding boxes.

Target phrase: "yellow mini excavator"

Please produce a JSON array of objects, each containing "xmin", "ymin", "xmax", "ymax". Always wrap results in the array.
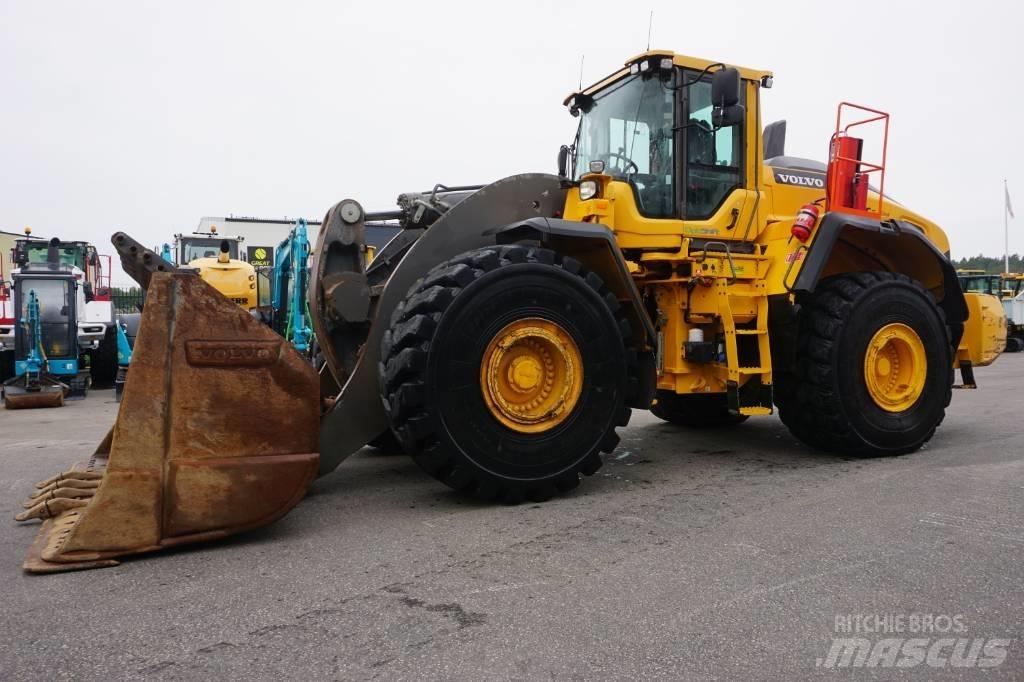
[{"xmin": 16, "ymin": 51, "xmax": 1005, "ymax": 573}]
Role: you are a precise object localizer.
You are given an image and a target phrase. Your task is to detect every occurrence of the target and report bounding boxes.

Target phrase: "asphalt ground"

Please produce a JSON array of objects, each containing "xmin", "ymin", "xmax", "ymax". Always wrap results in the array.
[{"xmin": 0, "ymin": 359, "xmax": 1022, "ymax": 680}]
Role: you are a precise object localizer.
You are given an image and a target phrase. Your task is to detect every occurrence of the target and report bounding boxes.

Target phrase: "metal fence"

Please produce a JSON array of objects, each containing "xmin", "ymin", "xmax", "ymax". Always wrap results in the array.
[{"xmin": 111, "ymin": 287, "xmax": 144, "ymax": 315}]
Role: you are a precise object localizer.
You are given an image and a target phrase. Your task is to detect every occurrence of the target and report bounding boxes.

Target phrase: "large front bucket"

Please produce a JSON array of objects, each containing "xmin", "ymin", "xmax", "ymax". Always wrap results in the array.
[{"xmin": 17, "ymin": 271, "xmax": 320, "ymax": 573}]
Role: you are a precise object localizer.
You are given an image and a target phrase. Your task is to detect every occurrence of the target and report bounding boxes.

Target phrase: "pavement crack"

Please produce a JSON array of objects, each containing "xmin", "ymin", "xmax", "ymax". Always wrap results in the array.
[
  {"xmin": 396, "ymin": 595, "xmax": 487, "ymax": 629},
  {"xmin": 196, "ymin": 641, "xmax": 235, "ymax": 654},
  {"xmin": 248, "ymin": 623, "xmax": 297, "ymax": 636}
]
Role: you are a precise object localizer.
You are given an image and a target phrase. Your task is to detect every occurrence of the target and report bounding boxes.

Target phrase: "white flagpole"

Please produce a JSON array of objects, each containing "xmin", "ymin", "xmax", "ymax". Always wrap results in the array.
[{"xmin": 1006, "ymin": 179, "xmax": 1010, "ymax": 274}]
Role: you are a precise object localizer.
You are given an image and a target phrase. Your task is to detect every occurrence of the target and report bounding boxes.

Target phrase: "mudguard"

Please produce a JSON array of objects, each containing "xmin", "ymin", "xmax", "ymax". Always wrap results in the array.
[
  {"xmin": 315, "ymin": 174, "xmax": 568, "ymax": 474},
  {"xmin": 792, "ymin": 212, "xmax": 969, "ymax": 329}
]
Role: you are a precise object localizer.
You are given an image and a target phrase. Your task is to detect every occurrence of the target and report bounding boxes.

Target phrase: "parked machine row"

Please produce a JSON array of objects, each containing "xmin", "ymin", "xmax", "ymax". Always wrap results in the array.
[{"xmin": 1, "ymin": 235, "xmax": 117, "ymax": 407}]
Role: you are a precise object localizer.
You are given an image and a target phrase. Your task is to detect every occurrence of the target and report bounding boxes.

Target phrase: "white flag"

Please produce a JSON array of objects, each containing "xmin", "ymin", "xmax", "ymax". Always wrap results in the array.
[{"xmin": 1008, "ymin": 184, "xmax": 1015, "ymax": 219}]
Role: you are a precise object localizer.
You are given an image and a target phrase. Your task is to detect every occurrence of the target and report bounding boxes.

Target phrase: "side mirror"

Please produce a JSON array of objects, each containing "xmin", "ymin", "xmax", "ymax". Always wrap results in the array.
[
  {"xmin": 712, "ymin": 103, "xmax": 745, "ymax": 128},
  {"xmin": 711, "ymin": 67, "xmax": 744, "ymax": 129},
  {"xmin": 557, "ymin": 145, "xmax": 570, "ymax": 178},
  {"xmin": 711, "ymin": 67, "xmax": 740, "ymax": 107}
]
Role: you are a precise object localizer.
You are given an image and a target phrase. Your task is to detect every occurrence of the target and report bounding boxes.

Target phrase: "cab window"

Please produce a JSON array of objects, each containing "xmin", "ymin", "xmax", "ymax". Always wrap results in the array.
[
  {"xmin": 684, "ymin": 76, "xmax": 743, "ymax": 219},
  {"xmin": 180, "ymin": 238, "xmax": 238, "ymax": 263},
  {"xmin": 575, "ymin": 74, "xmax": 676, "ymax": 218}
]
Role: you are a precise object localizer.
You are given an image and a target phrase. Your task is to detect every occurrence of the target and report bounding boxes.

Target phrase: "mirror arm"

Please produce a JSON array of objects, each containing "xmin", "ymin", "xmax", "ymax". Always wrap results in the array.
[{"xmin": 677, "ymin": 62, "xmax": 726, "ymax": 91}]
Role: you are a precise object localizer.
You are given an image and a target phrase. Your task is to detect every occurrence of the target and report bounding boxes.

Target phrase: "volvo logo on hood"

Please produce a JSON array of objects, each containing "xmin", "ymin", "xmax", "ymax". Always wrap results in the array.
[{"xmin": 773, "ymin": 168, "xmax": 825, "ymax": 189}]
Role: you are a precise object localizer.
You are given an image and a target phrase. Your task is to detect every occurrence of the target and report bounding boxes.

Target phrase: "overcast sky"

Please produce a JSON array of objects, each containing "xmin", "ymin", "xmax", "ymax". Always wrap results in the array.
[{"xmin": 2, "ymin": 0, "xmax": 1020, "ymax": 284}]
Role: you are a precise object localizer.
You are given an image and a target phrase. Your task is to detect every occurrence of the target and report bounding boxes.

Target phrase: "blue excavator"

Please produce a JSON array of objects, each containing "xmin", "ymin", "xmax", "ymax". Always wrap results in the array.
[
  {"xmin": 266, "ymin": 218, "xmax": 313, "ymax": 353},
  {"xmin": 2, "ymin": 289, "xmax": 71, "ymax": 408}
]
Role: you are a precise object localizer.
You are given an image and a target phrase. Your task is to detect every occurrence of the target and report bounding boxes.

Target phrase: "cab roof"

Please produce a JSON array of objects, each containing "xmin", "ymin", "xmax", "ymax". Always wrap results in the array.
[{"xmin": 563, "ymin": 50, "xmax": 773, "ymax": 106}]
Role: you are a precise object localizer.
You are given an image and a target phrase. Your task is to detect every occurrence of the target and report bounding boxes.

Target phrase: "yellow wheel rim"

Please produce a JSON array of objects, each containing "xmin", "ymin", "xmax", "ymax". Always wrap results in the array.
[
  {"xmin": 863, "ymin": 322, "xmax": 927, "ymax": 412},
  {"xmin": 480, "ymin": 318, "xmax": 584, "ymax": 433}
]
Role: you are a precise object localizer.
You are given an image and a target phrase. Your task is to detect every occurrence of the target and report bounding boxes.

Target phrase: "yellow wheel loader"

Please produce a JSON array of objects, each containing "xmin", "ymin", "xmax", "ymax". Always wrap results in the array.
[
  {"xmin": 173, "ymin": 229, "xmax": 258, "ymax": 310},
  {"xmin": 16, "ymin": 51, "xmax": 1006, "ymax": 573}
]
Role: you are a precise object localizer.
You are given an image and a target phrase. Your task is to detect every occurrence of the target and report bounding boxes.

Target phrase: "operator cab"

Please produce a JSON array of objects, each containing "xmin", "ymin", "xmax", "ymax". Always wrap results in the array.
[
  {"xmin": 957, "ymin": 271, "xmax": 1002, "ymax": 297},
  {"xmin": 176, "ymin": 235, "xmax": 241, "ymax": 264},
  {"xmin": 13, "ymin": 238, "xmax": 109, "ymax": 302},
  {"xmin": 12, "ymin": 269, "xmax": 78, "ymax": 373},
  {"xmin": 563, "ymin": 51, "xmax": 769, "ymax": 224}
]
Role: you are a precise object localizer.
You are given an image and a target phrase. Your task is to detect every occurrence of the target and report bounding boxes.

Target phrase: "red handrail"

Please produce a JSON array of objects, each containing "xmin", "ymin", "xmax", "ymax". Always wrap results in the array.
[{"xmin": 827, "ymin": 102, "xmax": 890, "ymax": 219}]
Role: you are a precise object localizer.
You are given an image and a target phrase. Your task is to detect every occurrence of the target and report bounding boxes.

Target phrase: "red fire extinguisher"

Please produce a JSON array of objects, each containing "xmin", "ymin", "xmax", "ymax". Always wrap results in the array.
[{"xmin": 792, "ymin": 203, "xmax": 820, "ymax": 242}]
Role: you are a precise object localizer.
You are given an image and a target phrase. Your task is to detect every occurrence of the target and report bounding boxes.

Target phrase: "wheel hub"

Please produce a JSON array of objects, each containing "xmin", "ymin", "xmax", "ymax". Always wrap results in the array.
[
  {"xmin": 863, "ymin": 322, "xmax": 927, "ymax": 412},
  {"xmin": 480, "ymin": 318, "xmax": 583, "ymax": 433}
]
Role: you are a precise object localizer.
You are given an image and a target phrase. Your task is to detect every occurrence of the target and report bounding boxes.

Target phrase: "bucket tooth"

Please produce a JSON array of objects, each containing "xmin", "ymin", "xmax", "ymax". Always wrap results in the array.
[
  {"xmin": 20, "ymin": 269, "xmax": 321, "ymax": 574},
  {"xmin": 22, "ymin": 486, "xmax": 97, "ymax": 509},
  {"xmin": 27, "ymin": 477, "xmax": 101, "ymax": 500},
  {"xmin": 33, "ymin": 469, "xmax": 104, "ymax": 489},
  {"xmin": 16, "ymin": 497, "xmax": 91, "ymax": 522},
  {"xmin": 16, "ymin": 460, "xmax": 106, "ymax": 520}
]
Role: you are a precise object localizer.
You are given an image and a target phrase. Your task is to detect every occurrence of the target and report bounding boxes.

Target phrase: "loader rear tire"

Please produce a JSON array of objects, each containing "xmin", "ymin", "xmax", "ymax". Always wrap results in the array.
[
  {"xmin": 775, "ymin": 272, "xmax": 953, "ymax": 456},
  {"xmin": 380, "ymin": 244, "xmax": 634, "ymax": 503},
  {"xmin": 650, "ymin": 391, "xmax": 748, "ymax": 427}
]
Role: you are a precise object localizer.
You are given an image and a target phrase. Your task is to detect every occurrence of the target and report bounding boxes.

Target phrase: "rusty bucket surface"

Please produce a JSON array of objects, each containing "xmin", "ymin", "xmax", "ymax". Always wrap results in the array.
[{"xmin": 18, "ymin": 271, "xmax": 320, "ymax": 573}]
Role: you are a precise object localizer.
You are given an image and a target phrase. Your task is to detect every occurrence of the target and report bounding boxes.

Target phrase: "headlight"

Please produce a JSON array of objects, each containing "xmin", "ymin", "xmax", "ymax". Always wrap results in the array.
[{"xmin": 579, "ymin": 180, "xmax": 598, "ymax": 201}]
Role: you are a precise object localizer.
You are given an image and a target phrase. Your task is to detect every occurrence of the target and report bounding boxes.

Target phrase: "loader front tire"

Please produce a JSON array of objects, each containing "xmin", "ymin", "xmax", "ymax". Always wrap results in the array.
[
  {"xmin": 776, "ymin": 272, "xmax": 953, "ymax": 456},
  {"xmin": 380, "ymin": 245, "xmax": 633, "ymax": 503}
]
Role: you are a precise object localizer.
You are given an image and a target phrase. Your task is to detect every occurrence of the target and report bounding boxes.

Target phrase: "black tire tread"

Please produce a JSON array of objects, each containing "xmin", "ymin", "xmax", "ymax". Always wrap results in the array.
[
  {"xmin": 379, "ymin": 244, "xmax": 637, "ymax": 502},
  {"xmin": 775, "ymin": 271, "xmax": 952, "ymax": 455}
]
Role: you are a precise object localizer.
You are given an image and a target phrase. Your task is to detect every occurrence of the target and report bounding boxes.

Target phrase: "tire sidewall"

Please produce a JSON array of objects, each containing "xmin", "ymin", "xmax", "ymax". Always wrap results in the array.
[
  {"xmin": 426, "ymin": 262, "xmax": 627, "ymax": 482},
  {"xmin": 835, "ymin": 283, "xmax": 951, "ymax": 451}
]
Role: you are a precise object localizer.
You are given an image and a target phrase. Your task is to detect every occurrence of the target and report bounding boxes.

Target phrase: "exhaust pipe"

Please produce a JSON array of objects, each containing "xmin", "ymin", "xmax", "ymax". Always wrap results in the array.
[{"xmin": 47, "ymin": 237, "xmax": 60, "ymax": 266}]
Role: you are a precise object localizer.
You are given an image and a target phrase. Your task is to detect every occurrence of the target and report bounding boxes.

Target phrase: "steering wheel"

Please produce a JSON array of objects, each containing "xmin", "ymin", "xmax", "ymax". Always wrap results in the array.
[{"xmin": 599, "ymin": 152, "xmax": 639, "ymax": 176}]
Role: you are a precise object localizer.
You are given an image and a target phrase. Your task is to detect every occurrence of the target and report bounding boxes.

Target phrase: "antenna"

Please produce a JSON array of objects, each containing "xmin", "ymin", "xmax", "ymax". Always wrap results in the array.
[
  {"xmin": 646, "ymin": 10, "xmax": 653, "ymax": 50},
  {"xmin": 578, "ymin": 54, "xmax": 585, "ymax": 90}
]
